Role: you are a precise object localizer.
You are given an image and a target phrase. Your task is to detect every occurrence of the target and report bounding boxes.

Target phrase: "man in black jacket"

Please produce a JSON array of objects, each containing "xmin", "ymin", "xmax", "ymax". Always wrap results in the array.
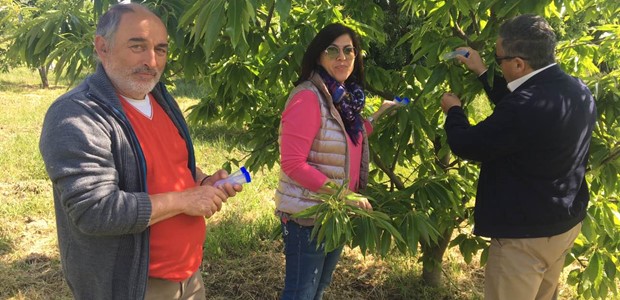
[{"xmin": 440, "ymin": 14, "xmax": 596, "ymax": 300}]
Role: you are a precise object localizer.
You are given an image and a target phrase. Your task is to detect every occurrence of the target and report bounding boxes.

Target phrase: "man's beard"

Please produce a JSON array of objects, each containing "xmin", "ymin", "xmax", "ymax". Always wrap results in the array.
[{"xmin": 106, "ymin": 63, "xmax": 161, "ymax": 98}]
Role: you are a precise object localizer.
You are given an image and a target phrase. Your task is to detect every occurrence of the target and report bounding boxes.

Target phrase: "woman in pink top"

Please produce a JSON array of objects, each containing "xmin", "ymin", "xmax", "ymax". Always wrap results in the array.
[{"xmin": 275, "ymin": 23, "xmax": 395, "ymax": 300}]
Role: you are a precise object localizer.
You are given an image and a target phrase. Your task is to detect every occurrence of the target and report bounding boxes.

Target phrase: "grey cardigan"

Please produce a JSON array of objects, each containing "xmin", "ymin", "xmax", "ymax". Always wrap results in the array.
[{"xmin": 39, "ymin": 64, "xmax": 196, "ymax": 299}]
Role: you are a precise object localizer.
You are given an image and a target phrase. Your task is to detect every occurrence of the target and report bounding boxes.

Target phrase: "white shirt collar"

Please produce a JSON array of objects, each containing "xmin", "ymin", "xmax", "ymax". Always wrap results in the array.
[
  {"xmin": 120, "ymin": 93, "xmax": 153, "ymax": 119},
  {"xmin": 507, "ymin": 63, "xmax": 556, "ymax": 92}
]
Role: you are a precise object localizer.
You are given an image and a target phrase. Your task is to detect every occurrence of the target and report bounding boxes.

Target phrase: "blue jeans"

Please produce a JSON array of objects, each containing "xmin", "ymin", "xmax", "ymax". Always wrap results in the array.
[{"xmin": 281, "ymin": 220, "xmax": 343, "ymax": 300}]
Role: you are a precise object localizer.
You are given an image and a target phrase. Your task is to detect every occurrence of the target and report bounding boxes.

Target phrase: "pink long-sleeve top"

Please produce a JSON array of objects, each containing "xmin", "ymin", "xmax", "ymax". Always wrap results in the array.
[{"xmin": 280, "ymin": 90, "xmax": 373, "ymax": 193}]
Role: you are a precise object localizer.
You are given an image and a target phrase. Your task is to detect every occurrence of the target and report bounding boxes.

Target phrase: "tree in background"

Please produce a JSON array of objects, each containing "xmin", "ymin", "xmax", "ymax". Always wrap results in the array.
[
  {"xmin": 0, "ymin": 0, "xmax": 20, "ymax": 72},
  {"xmin": 1, "ymin": 0, "xmax": 618, "ymax": 298},
  {"xmin": 3, "ymin": 0, "xmax": 93, "ymax": 87}
]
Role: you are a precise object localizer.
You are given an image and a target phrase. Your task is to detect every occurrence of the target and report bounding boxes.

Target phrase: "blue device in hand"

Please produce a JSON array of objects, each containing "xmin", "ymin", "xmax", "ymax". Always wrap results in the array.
[{"xmin": 442, "ymin": 49, "xmax": 470, "ymax": 60}]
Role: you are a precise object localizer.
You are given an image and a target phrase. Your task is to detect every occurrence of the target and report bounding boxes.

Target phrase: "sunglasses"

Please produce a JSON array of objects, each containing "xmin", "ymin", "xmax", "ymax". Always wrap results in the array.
[
  {"xmin": 324, "ymin": 45, "xmax": 356, "ymax": 60},
  {"xmin": 495, "ymin": 54, "xmax": 528, "ymax": 64}
]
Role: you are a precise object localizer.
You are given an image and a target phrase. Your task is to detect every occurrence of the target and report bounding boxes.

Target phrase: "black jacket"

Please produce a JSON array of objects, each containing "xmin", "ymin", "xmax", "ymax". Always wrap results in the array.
[{"xmin": 445, "ymin": 65, "xmax": 596, "ymax": 238}]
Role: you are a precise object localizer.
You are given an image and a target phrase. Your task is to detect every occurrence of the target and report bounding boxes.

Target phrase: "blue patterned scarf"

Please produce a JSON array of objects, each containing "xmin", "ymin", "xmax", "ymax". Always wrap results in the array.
[{"xmin": 317, "ymin": 67, "xmax": 365, "ymax": 145}]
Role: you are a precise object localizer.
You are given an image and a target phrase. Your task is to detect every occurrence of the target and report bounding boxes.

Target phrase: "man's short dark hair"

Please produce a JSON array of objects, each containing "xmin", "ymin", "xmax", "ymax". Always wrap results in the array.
[{"xmin": 499, "ymin": 14, "xmax": 556, "ymax": 69}]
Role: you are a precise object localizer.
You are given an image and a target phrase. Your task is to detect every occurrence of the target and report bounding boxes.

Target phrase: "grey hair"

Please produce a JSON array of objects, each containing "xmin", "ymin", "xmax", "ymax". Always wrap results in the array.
[
  {"xmin": 499, "ymin": 14, "xmax": 557, "ymax": 69},
  {"xmin": 96, "ymin": 3, "xmax": 154, "ymax": 45}
]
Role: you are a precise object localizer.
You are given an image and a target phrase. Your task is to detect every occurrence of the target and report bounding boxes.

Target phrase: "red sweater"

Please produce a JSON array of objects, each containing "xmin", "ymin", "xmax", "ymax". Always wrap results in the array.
[{"xmin": 121, "ymin": 94, "xmax": 205, "ymax": 282}]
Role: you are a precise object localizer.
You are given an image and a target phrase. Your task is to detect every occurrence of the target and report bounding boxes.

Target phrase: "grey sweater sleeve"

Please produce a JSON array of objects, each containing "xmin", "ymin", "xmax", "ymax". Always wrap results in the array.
[{"xmin": 40, "ymin": 97, "xmax": 151, "ymax": 236}]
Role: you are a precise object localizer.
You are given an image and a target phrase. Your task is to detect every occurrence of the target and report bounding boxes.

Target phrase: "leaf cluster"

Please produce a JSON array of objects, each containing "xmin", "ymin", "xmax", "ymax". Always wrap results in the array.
[{"xmin": 292, "ymin": 181, "xmax": 405, "ymax": 257}]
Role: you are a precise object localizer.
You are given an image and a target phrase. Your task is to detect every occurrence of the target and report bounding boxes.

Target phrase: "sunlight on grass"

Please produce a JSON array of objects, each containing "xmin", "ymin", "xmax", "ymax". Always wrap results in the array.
[
  {"xmin": 0, "ymin": 68, "xmax": 46, "ymax": 87},
  {"xmin": 0, "ymin": 87, "xmax": 61, "ymax": 182}
]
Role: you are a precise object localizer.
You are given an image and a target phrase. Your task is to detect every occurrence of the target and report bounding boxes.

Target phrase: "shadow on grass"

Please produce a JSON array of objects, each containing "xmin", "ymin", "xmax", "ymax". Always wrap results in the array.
[
  {"xmin": 169, "ymin": 78, "xmax": 209, "ymax": 99},
  {"xmin": 0, "ymin": 233, "xmax": 13, "ymax": 256},
  {"xmin": 0, "ymin": 80, "xmax": 69, "ymax": 94},
  {"xmin": 0, "ymin": 253, "xmax": 71, "ymax": 299},
  {"xmin": 189, "ymin": 122, "xmax": 245, "ymax": 146}
]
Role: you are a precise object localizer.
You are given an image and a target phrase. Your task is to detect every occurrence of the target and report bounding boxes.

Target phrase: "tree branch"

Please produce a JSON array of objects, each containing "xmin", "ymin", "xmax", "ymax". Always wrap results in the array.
[
  {"xmin": 371, "ymin": 148, "xmax": 406, "ymax": 190},
  {"xmin": 451, "ymin": 22, "xmax": 470, "ymax": 45},
  {"xmin": 599, "ymin": 144, "xmax": 620, "ymax": 167},
  {"xmin": 264, "ymin": 0, "xmax": 275, "ymax": 32}
]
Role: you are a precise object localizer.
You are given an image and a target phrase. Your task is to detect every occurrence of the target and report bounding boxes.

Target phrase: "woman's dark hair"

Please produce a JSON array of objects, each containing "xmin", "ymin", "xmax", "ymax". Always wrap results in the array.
[
  {"xmin": 499, "ymin": 14, "xmax": 556, "ymax": 69},
  {"xmin": 295, "ymin": 23, "xmax": 364, "ymax": 87}
]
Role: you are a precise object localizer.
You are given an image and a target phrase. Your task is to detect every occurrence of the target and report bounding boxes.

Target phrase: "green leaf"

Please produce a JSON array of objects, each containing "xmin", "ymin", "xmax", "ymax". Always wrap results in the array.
[
  {"xmin": 178, "ymin": 0, "xmax": 205, "ymax": 26},
  {"xmin": 603, "ymin": 254, "xmax": 616, "ymax": 279},
  {"xmin": 353, "ymin": 217, "xmax": 368, "ymax": 254},
  {"xmin": 460, "ymin": 238, "xmax": 475, "ymax": 264},
  {"xmin": 292, "ymin": 204, "xmax": 321, "ymax": 219},
  {"xmin": 585, "ymin": 252, "xmax": 602, "ymax": 283},
  {"xmin": 403, "ymin": 214, "xmax": 419, "ymax": 256},
  {"xmin": 420, "ymin": 64, "xmax": 448, "ymax": 97},
  {"xmin": 379, "ymin": 229, "xmax": 392, "ymax": 256},
  {"xmin": 275, "ymin": 0, "xmax": 291, "ymax": 21},
  {"xmin": 480, "ymin": 246, "xmax": 489, "ymax": 266},
  {"xmin": 581, "ymin": 213, "xmax": 596, "ymax": 242},
  {"xmin": 226, "ymin": 0, "xmax": 244, "ymax": 49},
  {"xmin": 198, "ymin": 0, "xmax": 226, "ymax": 63},
  {"xmin": 449, "ymin": 233, "xmax": 467, "ymax": 247},
  {"xmin": 367, "ymin": 217, "xmax": 378, "ymax": 253},
  {"xmin": 34, "ymin": 21, "xmax": 54, "ymax": 55}
]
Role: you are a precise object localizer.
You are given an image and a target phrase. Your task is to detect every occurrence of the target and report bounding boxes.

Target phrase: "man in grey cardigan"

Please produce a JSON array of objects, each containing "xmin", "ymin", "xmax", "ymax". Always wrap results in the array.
[{"xmin": 39, "ymin": 3, "xmax": 241, "ymax": 299}]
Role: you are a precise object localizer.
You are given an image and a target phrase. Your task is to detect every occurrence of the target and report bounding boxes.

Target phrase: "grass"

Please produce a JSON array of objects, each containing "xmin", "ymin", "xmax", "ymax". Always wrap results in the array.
[
  {"xmin": 0, "ymin": 67, "xmax": 583, "ymax": 299},
  {"xmin": 0, "ymin": 67, "xmax": 71, "ymax": 300}
]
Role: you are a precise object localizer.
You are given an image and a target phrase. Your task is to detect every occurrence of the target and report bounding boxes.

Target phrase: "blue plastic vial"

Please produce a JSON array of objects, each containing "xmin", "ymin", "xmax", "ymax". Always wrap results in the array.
[{"xmin": 442, "ymin": 49, "xmax": 470, "ymax": 60}]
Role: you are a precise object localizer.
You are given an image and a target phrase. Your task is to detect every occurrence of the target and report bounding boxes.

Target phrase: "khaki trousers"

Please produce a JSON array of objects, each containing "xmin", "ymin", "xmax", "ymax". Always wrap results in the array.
[
  {"xmin": 484, "ymin": 223, "xmax": 582, "ymax": 300},
  {"xmin": 145, "ymin": 270, "xmax": 206, "ymax": 300}
]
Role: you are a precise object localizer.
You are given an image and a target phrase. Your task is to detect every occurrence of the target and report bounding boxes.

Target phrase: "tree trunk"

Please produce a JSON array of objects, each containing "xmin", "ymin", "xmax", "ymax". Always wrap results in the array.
[
  {"xmin": 421, "ymin": 228, "xmax": 454, "ymax": 287},
  {"xmin": 419, "ymin": 136, "xmax": 457, "ymax": 287},
  {"xmin": 38, "ymin": 65, "xmax": 49, "ymax": 89}
]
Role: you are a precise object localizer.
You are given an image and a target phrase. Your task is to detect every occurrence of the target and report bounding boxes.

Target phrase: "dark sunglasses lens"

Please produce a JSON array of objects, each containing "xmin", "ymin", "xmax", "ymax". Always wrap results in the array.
[
  {"xmin": 326, "ymin": 46, "xmax": 340, "ymax": 59},
  {"xmin": 343, "ymin": 47, "xmax": 355, "ymax": 57}
]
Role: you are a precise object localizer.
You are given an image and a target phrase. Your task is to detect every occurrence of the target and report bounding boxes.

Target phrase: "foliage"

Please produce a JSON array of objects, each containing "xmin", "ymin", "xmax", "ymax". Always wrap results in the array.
[
  {"xmin": 293, "ymin": 181, "xmax": 406, "ymax": 256},
  {"xmin": 4, "ymin": 0, "xmax": 94, "ymax": 86},
  {"xmin": 1, "ymin": 0, "xmax": 618, "ymax": 298},
  {"xmin": 0, "ymin": 0, "xmax": 21, "ymax": 72}
]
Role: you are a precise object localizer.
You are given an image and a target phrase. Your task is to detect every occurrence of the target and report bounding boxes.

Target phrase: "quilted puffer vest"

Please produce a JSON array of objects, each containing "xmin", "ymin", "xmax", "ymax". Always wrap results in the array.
[{"xmin": 274, "ymin": 72, "xmax": 369, "ymax": 217}]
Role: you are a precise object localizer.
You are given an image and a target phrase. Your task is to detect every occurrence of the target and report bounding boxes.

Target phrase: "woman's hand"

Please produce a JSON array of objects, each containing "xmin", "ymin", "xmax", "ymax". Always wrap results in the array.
[
  {"xmin": 370, "ymin": 100, "xmax": 400, "ymax": 123},
  {"xmin": 318, "ymin": 181, "xmax": 373, "ymax": 211},
  {"xmin": 345, "ymin": 193, "xmax": 373, "ymax": 211}
]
